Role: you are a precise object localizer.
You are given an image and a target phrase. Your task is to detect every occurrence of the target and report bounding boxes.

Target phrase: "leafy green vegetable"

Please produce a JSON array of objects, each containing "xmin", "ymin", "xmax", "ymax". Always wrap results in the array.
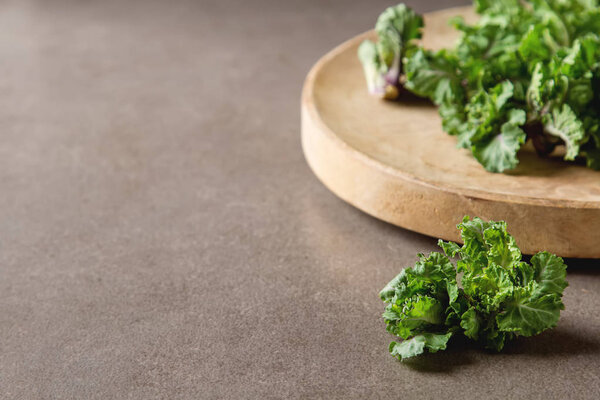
[
  {"xmin": 358, "ymin": 4, "xmax": 423, "ymax": 99},
  {"xmin": 359, "ymin": 1, "xmax": 600, "ymax": 172},
  {"xmin": 404, "ymin": 48, "xmax": 463, "ymax": 105},
  {"xmin": 542, "ymin": 104, "xmax": 585, "ymax": 160},
  {"xmin": 381, "ymin": 216, "xmax": 567, "ymax": 361}
]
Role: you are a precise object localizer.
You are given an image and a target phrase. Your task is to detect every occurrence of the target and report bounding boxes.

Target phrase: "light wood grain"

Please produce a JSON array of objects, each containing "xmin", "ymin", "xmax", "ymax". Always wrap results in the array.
[{"xmin": 301, "ymin": 6, "xmax": 600, "ymax": 258}]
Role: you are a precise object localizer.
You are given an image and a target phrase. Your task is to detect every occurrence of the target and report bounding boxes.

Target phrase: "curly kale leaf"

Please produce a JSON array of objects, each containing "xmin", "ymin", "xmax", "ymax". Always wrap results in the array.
[
  {"xmin": 357, "ymin": 4, "xmax": 423, "ymax": 99},
  {"xmin": 542, "ymin": 104, "xmax": 585, "ymax": 160},
  {"xmin": 404, "ymin": 48, "xmax": 464, "ymax": 105},
  {"xmin": 389, "ymin": 332, "xmax": 453, "ymax": 359},
  {"xmin": 495, "ymin": 285, "xmax": 563, "ymax": 336}
]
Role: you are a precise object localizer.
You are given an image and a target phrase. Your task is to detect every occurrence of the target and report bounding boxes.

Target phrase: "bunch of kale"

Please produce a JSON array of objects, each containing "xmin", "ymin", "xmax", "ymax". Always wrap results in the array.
[
  {"xmin": 380, "ymin": 217, "xmax": 568, "ymax": 360},
  {"xmin": 359, "ymin": 0, "xmax": 600, "ymax": 172}
]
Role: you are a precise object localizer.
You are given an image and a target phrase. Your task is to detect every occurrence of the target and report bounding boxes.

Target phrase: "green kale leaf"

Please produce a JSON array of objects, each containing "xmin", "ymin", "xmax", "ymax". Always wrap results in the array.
[{"xmin": 357, "ymin": 4, "xmax": 423, "ymax": 99}]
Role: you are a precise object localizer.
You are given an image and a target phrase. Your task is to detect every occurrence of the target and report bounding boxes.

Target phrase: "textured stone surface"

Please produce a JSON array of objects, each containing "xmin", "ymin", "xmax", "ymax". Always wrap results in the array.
[{"xmin": 0, "ymin": 0, "xmax": 598, "ymax": 399}]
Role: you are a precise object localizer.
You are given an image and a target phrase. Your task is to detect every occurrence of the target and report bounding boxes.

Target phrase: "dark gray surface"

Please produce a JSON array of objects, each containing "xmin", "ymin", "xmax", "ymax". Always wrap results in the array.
[{"xmin": 0, "ymin": 0, "xmax": 599, "ymax": 399}]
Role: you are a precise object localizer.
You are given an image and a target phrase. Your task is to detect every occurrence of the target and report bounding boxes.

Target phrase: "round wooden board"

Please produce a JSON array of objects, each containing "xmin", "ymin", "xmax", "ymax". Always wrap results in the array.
[{"xmin": 301, "ymin": 6, "xmax": 600, "ymax": 258}]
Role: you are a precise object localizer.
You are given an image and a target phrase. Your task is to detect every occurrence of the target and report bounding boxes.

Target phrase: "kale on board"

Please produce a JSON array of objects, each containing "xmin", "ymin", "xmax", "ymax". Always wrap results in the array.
[
  {"xmin": 380, "ymin": 216, "xmax": 568, "ymax": 360},
  {"xmin": 359, "ymin": 0, "xmax": 600, "ymax": 173}
]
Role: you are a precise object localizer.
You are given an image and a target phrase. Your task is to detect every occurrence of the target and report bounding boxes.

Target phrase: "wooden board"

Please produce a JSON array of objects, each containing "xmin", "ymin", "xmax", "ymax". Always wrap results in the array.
[{"xmin": 301, "ymin": 6, "xmax": 600, "ymax": 258}]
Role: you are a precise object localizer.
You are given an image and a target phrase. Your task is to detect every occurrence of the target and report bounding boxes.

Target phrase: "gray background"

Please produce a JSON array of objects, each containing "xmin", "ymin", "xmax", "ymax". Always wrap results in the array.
[{"xmin": 1, "ymin": 0, "xmax": 599, "ymax": 398}]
